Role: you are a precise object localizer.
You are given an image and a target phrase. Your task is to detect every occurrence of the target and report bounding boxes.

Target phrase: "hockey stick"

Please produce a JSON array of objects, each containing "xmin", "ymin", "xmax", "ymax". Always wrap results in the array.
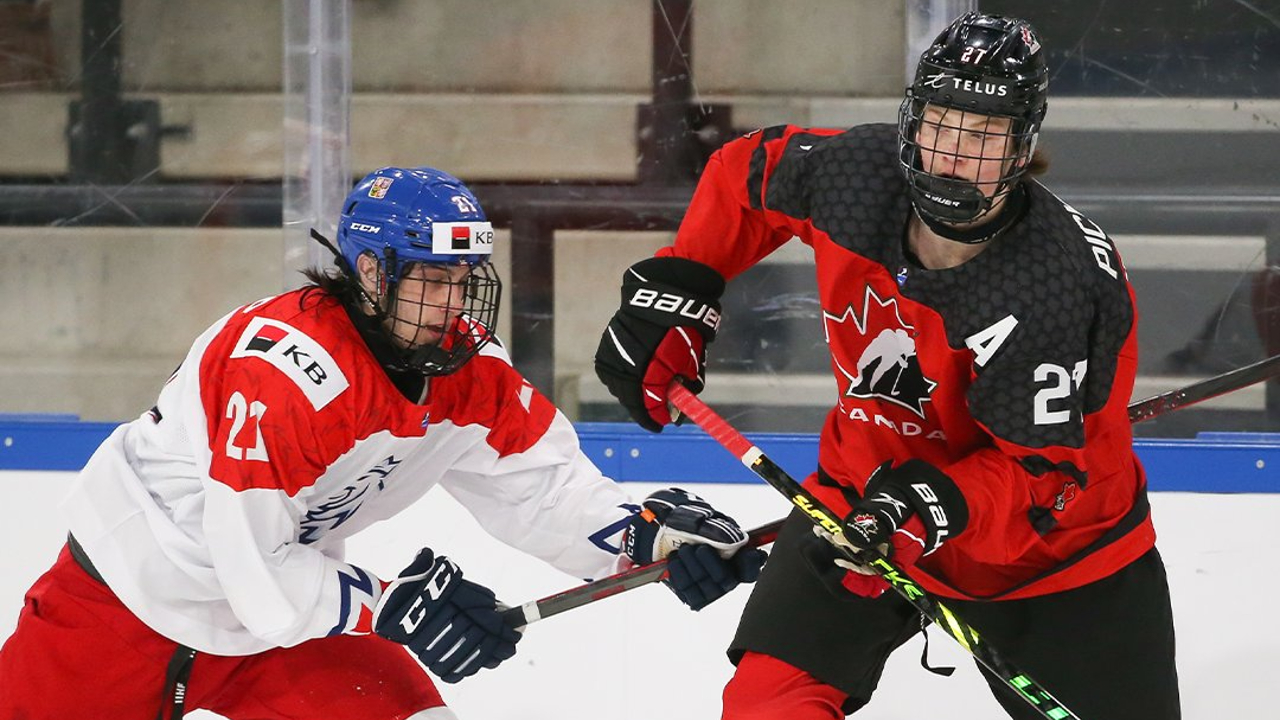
[
  {"xmin": 1127, "ymin": 352, "xmax": 1280, "ymax": 423},
  {"xmin": 498, "ymin": 354, "xmax": 1280, "ymax": 630},
  {"xmin": 670, "ymin": 383, "xmax": 1080, "ymax": 720},
  {"xmin": 501, "ymin": 518, "xmax": 784, "ymax": 628}
]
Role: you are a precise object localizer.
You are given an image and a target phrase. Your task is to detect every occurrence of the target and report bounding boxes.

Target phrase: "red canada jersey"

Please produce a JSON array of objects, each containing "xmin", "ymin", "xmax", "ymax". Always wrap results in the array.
[{"xmin": 664, "ymin": 123, "xmax": 1154, "ymax": 600}]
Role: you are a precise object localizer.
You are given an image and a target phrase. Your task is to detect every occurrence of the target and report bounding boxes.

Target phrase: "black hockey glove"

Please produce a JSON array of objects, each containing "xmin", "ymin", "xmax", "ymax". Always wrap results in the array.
[
  {"xmin": 830, "ymin": 460, "xmax": 970, "ymax": 598},
  {"xmin": 623, "ymin": 488, "xmax": 767, "ymax": 610},
  {"xmin": 595, "ymin": 256, "xmax": 726, "ymax": 432},
  {"xmin": 373, "ymin": 548, "xmax": 522, "ymax": 684}
]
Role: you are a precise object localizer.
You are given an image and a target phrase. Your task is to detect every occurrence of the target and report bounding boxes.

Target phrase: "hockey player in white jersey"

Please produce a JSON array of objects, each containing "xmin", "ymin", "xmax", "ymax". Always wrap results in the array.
[{"xmin": 0, "ymin": 166, "xmax": 766, "ymax": 720}]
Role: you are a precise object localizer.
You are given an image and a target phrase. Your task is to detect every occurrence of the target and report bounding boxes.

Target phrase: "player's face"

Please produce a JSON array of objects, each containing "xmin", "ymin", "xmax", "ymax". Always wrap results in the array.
[
  {"xmin": 386, "ymin": 262, "xmax": 472, "ymax": 350},
  {"xmin": 914, "ymin": 104, "xmax": 1014, "ymax": 202}
]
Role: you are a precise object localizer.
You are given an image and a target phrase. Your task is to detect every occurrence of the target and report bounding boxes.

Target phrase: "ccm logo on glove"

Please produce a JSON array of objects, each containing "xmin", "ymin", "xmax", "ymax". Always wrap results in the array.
[
  {"xmin": 374, "ymin": 549, "xmax": 521, "ymax": 684},
  {"xmin": 624, "ymin": 488, "xmax": 766, "ymax": 610},
  {"xmin": 398, "ymin": 558, "xmax": 459, "ymax": 634}
]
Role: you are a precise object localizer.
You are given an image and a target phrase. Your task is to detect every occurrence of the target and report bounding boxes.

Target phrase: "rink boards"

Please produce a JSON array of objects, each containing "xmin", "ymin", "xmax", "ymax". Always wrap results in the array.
[{"xmin": 3, "ymin": 417, "xmax": 1276, "ymax": 493}]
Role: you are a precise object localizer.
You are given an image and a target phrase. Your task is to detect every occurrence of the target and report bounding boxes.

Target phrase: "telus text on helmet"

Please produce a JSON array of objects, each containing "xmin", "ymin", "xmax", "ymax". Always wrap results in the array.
[{"xmin": 923, "ymin": 72, "xmax": 1009, "ymax": 97}]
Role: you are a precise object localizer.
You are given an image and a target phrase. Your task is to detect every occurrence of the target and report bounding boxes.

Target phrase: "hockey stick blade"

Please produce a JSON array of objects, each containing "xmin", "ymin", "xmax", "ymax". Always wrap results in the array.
[
  {"xmin": 1127, "ymin": 352, "xmax": 1280, "ymax": 423},
  {"xmin": 501, "ymin": 518, "xmax": 784, "ymax": 628},
  {"xmin": 670, "ymin": 383, "xmax": 1080, "ymax": 720}
]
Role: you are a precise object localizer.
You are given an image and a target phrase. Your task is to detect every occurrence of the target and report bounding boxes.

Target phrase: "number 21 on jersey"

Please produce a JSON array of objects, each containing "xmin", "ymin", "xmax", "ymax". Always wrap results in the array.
[{"xmin": 225, "ymin": 391, "xmax": 269, "ymax": 461}]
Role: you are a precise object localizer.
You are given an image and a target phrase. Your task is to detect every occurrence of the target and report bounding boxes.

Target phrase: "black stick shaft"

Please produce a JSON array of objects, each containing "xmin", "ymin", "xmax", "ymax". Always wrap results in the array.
[
  {"xmin": 502, "ymin": 518, "xmax": 783, "ymax": 627},
  {"xmin": 670, "ymin": 383, "xmax": 1080, "ymax": 720},
  {"xmin": 1127, "ymin": 352, "xmax": 1280, "ymax": 423}
]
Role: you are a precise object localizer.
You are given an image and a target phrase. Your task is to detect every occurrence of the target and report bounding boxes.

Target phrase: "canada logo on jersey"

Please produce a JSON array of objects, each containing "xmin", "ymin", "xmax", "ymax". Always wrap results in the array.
[{"xmin": 824, "ymin": 286, "xmax": 937, "ymax": 419}]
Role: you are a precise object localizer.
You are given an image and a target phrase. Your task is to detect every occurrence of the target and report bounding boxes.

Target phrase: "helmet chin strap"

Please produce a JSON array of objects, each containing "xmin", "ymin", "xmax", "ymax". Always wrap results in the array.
[
  {"xmin": 913, "ymin": 174, "xmax": 990, "ymax": 223},
  {"xmin": 312, "ymin": 227, "xmax": 428, "ymax": 370},
  {"xmin": 406, "ymin": 343, "xmax": 453, "ymax": 374},
  {"xmin": 913, "ymin": 183, "xmax": 1027, "ymax": 245}
]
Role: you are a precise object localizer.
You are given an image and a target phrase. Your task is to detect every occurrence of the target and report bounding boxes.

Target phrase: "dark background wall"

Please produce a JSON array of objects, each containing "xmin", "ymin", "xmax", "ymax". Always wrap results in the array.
[{"xmin": 984, "ymin": 1, "xmax": 1280, "ymax": 97}]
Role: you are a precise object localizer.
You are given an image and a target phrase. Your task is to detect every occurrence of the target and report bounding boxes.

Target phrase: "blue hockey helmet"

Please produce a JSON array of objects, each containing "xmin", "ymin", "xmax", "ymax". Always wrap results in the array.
[
  {"xmin": 333, "ymin": 166, "xmax": 502, "ymax": 376},
  {"xmin": 337, "ymin": 166, "xmax": 494, "ymax": 280}
]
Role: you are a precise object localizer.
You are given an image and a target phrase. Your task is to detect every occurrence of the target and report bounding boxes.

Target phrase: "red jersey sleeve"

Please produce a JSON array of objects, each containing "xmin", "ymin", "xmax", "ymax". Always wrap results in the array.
[
  {"xmin": 200, "ymin": 313, "xmax": 354, "ymax": 495},
  {"xmin": 662, "ymin": 126, "xmax": 844, "ymax": 279}
]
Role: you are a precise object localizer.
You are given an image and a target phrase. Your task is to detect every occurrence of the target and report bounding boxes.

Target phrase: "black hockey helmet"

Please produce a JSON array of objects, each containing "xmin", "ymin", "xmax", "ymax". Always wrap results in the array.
[{"xmin": 898, "ymin": 12, "xmax": 1049, "ymax": 228}]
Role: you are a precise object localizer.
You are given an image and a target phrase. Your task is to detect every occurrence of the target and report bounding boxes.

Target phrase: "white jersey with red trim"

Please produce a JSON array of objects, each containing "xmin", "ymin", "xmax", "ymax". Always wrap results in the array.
[{"xmin": 62, "ymin": 289, "xmax": 635, "ymax": 655}]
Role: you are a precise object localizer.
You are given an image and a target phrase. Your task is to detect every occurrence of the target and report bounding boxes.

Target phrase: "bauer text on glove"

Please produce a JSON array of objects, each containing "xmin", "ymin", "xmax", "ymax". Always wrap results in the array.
[{"xmin": 594, "ymin": 256, "xmax": 725, "ymax": 432}]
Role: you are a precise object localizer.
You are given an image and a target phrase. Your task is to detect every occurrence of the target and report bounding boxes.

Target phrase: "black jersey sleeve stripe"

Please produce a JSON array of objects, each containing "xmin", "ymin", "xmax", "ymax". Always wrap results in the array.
[
  {"xmin": 761, "ymin": 132, "xmax": 836, "ymax": 222},
  {"xmin": 746, "ymin": 125, "xmax": 788, "ymax": 211},
  {"xmin": 1018, "ymin": 455, "xmax": 1088, "ymax": 488}
]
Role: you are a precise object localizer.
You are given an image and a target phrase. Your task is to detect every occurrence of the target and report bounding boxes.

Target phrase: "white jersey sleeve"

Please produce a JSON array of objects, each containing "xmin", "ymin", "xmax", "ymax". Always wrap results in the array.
[{"xmin": 432, "ymin": 342, "xmax": 636, "ymax": 580}]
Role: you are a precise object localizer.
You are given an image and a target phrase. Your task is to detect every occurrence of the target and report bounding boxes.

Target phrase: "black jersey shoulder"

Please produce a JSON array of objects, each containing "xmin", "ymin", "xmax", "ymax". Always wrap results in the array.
[
  {"xmin": 1019, "ymin": 182, "xmax": 1135, "ymax": 413},
  {"xmin": 935, "ymin": 182, "xmax": 1134, "ymax": 439},
  {"xmin": 921, "ymin": 181, "xmax": 1132, "ymax": 357},
  {"xmin": 1013, "ymin": 181, "xmax": 1134, "ymax": 328},
  {"xmin": 759, "ymin": 123, "xmax": 910, "ymax": 266}
]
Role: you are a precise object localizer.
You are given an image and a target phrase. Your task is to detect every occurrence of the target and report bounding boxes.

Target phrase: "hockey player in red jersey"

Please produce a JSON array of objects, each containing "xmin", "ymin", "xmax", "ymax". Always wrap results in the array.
[
  {"xmin": 595, "ymin": 12, "xmax": 1180, "ymax": 720},
  {"xmin": 0, "ymin": 167, "xmax": 765, "ymax": 720}
]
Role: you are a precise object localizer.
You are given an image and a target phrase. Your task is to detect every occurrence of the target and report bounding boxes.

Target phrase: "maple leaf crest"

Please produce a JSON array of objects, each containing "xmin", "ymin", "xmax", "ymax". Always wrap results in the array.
[{"xmin": 823, "ymin": 286, "xmax": 938, "ymax": 418}]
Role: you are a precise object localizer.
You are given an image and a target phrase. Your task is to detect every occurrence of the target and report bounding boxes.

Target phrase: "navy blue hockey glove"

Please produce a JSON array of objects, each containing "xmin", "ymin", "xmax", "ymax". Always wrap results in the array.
[
  {"xmin": 595, "ymin": 256, "xmax": 725, "ymax": 432},
  {"xmin": 826, "ymin": 460, "xmax": 970, "ymax": 598},
  {"xmin": 373, "ymin": 548, "xmax": 522, "ymax": 684},
  {"xmin": 623, "ymin": 488, "xmax": 767, "ymax": 610}
]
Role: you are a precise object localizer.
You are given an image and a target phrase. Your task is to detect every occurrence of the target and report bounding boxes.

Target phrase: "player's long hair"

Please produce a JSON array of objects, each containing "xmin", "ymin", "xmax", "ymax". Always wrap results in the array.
[{"xmin": 300, "ymin": 266, "xmax": 348, "ymax": 302}]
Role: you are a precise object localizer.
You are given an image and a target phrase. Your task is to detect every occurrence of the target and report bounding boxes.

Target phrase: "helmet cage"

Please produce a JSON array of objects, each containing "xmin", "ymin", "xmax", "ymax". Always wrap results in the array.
[
  {"xmin": 898, "ymin": 96, "xmax": 1039, "ymax": 224},
  {"xmin": 364, "ymin": 253, "xmax": 502, "ymax": 376},
  {"xmin": 897, "ymin": 12, "xmax": 1048, "ymax": 225}
]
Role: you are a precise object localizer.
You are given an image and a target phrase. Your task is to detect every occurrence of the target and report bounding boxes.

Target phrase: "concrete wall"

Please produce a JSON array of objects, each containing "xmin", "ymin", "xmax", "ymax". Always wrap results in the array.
[
  {"xmin": 42, "ymin": 0, "xmax": 904, "ymax": 94},
  {"xmin": 0, "ymin": 225, "xmax": 668, "ymax": 421},
  {"xmin": 0, "ymin": 227, "xmax": 285, "ymax": 420},
  {"xmin": 4, "ymin": 2, "xmax": 1279, "ymax": 422},
  {"xmin": 6, "ymin": 1, "xmax": 906, "ymax": 180},
  {"xmin": 0, "ymin": 1, "xmax": 902, "ymax": 419}
]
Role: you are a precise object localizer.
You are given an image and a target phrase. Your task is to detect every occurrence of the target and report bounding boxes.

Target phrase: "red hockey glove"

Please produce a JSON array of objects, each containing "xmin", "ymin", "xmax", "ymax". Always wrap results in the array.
[{"xmin": 595, "ymin": 256, "xmax": 725, "ymax": 432}]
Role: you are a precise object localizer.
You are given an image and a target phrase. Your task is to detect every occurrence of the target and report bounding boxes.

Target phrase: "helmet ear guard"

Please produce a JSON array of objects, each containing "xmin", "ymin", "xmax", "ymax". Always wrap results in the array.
[{"xmin": 898, "ymin": 12, "xmax": 1048, "ymax": 230}]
